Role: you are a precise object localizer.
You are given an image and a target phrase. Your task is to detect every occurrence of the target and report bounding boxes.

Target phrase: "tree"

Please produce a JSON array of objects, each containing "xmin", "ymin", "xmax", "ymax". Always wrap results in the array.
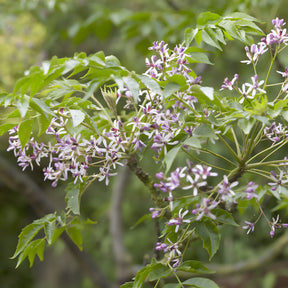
[{"xmin": 1, "ymin": 1, "xmax": 288, "ymax": 288}]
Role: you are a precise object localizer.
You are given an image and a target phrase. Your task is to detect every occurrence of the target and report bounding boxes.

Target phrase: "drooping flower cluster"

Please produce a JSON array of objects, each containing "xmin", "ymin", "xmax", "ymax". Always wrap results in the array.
[
  {"xmin": 151, "ymin": 163, "xmax": 220, "ymax": 267},
  {"xmin": 117, "ymin": 41, "xmax": 203, "ymax": 159},
  {"xmin": 7, "ymin": 110, "xmax": 126, "ymax": 187},
  {"xmin": 220, "ymin": 17, "xmax": 288, "ymax": 103},
  {"xmin": 154, "ymin": 162, "xmax": 217, "ymax": 211}
]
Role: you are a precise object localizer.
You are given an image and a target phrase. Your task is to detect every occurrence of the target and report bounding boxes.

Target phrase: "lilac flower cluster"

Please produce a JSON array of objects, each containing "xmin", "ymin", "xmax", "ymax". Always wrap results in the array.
[
  {"xmin": 264, "ymin": 122, "xmax": 288, "ymax": 143},
  {"xmin": 154, "ymin": 162, "xmax": 217, "ymax": 211},
  {"xmin": 243, "ymin": 214, "xmax": 288, "ymax": 238},
  {"xmin": 7, "ymin": 110, "xmax": 126, "ymax": 187},
  {"xmin": 220, "ymin": 17, "xmax": 288, "ymax": 103},
  {"xmin": 151, "ymin": 163, "xmax": 220, "ymax": 267},
  {"xmin": 117, "ymin": 41, "xmax": 203, "ymax": 159},
  {"xmin": 221, "ymin": 73, "xmax": 266, "ymax": 103},
  {"xmin": 262, "ymin": 17, "xmax": 288, "ymax": 46},
  {"xmin": 155, "ymin": 238, "xmax": 182, "ymax": 268},
  {"xmin": 155, "ymin": 196, "xmax": 220, "ymax": 268}
]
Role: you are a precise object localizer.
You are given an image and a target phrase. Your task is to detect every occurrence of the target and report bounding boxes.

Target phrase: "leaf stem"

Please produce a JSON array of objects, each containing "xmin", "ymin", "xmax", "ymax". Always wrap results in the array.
[{"xmin": 218, "ymin": 134, "xmax": 240, "ymax": 163}]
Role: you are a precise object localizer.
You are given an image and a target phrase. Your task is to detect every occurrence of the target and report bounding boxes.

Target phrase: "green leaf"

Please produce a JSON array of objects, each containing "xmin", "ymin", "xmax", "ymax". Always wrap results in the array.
[
  {"xmin": 162, "ymin": 285, "xmax": 179, "ymax": 288},
  {"xmin": 202, "ymin": 27, "xmax": 222, "ymax": 50},
  {"xmin": 200, "ymin": 87, "xmax": 214, "ymax": 101},
  {"xmin": 282, "ymin": 110, "xmax": 288, "ymax": 122},
  {"xmin": 7, "ymin": 109, "xmax": 21, "ymax": 118},
  {"xmin": 188, "ymin": 52, "xmax": 212, "ymax": 65},
  {"xmin": 18, "ymin": 119, "xmax": 33, "ymax": 149},
  {"xmin": 15, "ymin": 238, "xmax": 45, "ymax": 268},
  {"xmin": 133, "ymin": 265, "xmax": 151, "ymax": 288},
  {"xmin": 30, "ymin": 72, "xmax": 45, "ymax": 97},
  {"xmin": 69, "ymin": 109, "xmax": 85, "ymax": 127},
  {"xmin": 213, "ymin": 209, "xmax": 239, "ymax": 226},
  {"xmin": 30, "ymin": 98, "xmax": 54, "ymax": 119},
  {"xmin": 238, "ymin": 118, "xmax": 256, "ymax": 135},
  {"xmin": 12, "ymin": 222, "xmax": 43, "ymax": 259},
  {"xmin": 177, "ymin": 260, "xmax": 214, "ymax": 274},
  {"xmin": 195, "ymin": 220, "xmax": 220, "ymax": 260},
  {"xmin": 197, "ymin": 12, "xmax": 221, "ymax": 26},
  {"xmin": 121, "ymin": 282, "xmax": 134, "ymax": 288},
  {"xmin": 164, "ymin": 74, "xmax": 187, "ymax": 88},
  {"xmin": 37, "ymin": 114, "xmax": 52, "ymax": 136},
  {"xmin": 123, "ymin": 76, "xmax": 140, "ymax": 103},
  {"xmin": 137, "ymin": 75, "xmax": 162, "ymax": 96},
  {"xmin": 183, "ymin": 136, "xmax": 201, "ymax": 148},
  {"xmin": 27, "ymin": 239, "xmax": 46, "ymax": 267},
  {"xmin": 65, "ymin": 186, "xmax": 81, "ymax": 215},
  {"xmin": 183, "ymin": 277, "xmax": 220, "ymax": 288},
  {"xmin": 44, "ymin": 219, "xmax": 56, "ymax": 245},
  {"xmin": 163, "ymin": 82, "xmax": 181, "ymax": 99},
  {"xmin": 218, "ymin": 20, "xmax": 240, "ymax": 41},
  {"xmin": 52, "ymin": 226, "xmax": 66, "ymax": 243},
  {"xmin": 213, "ymin": 27, "xmax": 226, "ymax": 44},
  {"xmin": 194, "ymin": 124, "xmax": 217, "ymax": 139},
  {"xmin": 66, "ymin": 223, "xmax": 83, "ymax": 250},
  {"xmin": 184, "ymin": 28, "xmax": 199, "ymax": 46},
  {"xmin": 148, "ymin": 263, "xmax": 172, "ymax": 281},
  {"xmin": 0, "ymin": 123, "xmax": 16, "ymax": 136},
  {"xmin": 14, "ymin": 77, "xmax": 31, "ymax": 96},
  {"xmin": 190, "ymin": 86, "xmax": 221, "ymax": 106},
  {"xmin": 15, "ymin": 95, "xmax": 30, "ymax": 118},
  {"xmin": 228, "ymin": 12, "xmax": 260, "ymax": 23},
  {"xmin": 164, "ymin": 146, "xmax": 181, "ymax": 173},
  {"xmin": 89, "ymin": 54, "xmax": 106, "ymax": 66}
]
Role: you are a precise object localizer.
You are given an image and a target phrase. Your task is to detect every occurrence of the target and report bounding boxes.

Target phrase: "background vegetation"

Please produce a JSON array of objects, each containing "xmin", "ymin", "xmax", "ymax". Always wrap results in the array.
[{"xmin": 1, "ymin": 0, "xmax": 288, "ymax": 287}]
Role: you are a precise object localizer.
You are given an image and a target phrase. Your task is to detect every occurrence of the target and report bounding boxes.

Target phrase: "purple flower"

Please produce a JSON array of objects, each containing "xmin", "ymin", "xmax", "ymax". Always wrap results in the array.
[
  {"xmin": 270, "ymin": 215, "xmax": 281, "ymax": 238},
  {"xmin": 149, "ymin": 208, "xmax": 161, "ymax": 218},
  {"xmin": 192, "ymin": 198, "xmax": 218, "ymax": 221},
  {"xmin": 242, "ymin": 221, "xmax": 255, "ymax": 234},
  {"xmin": 154, "ymin": 181, "xmax": 169, "ymax": 193},
  {"xmin": 238, "ymin": 75, "xmax": 266, "ymax": 103},
  {"xmin": 98, "ymin": 166, "xmax": 117, "ymax": 186},
  {"xmin": 241, "ymin": 44, "xmax": 267, "ymax": 65},
  {"xmin": 246, "ymin": 181, "xmax": 259, "ymax": 199},
  {"xmin": 218, "ymin": 175, "xmax": 238, "ymax": 201},
  {"xmin": 268, "ymin": 171, "xmax": 288, "ymax": 194},
  {"xmin": 168, "ymin": 208, "xmax": 190, "ymax": 232},
  {"xmin": 272, "ymin": 17, "xmax": 286, "ymax": 29},
  {"xmin": 184, "ymin": 174, "xmax": 207, "ymax": 196},
  {"xmin": 192, "ymin": 164, "xmax": 218, "ymax": 180},
  {"xmin": 277, "ymin": 67, "xmax": 288, "ymax": 78},
  {"xmin": 220, "ymin": 74, "xmax": 238, "ymax": 90},
  {"xmin": 156, "ymin": 172, "xmax": 164, "ymax": 179}
]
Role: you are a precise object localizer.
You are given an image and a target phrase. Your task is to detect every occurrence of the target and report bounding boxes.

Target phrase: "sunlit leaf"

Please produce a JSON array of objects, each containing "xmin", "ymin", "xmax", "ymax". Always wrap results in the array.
[
  {"xmin": 183, "ymin": 277, "xmax": 220, "ymax": 288},
  {"xmin": 18, "ymin": 119, "xmax": 33, "ymax": 149},
  {"xmin": 177, "ymin": 260, "xmax": 214, "ymax": 274},
  {"xmin": 69, "ymin": 109, "xmax": 85, "ymax": 127}
]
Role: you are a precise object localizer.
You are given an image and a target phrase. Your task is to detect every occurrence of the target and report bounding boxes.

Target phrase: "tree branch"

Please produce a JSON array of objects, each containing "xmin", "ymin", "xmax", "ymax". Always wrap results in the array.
[
  {"xmin": 110, "ymin": 165, "xmax": 133, "ymax": 285},
  {"xmin": 0, "ymin": 155, "xmax": 111, "ymax": 288},
  {"xmin": 207, "ymin": 231, "xmax": 288, "ymax": 275},
  {"xmin": 127, "ymin": 155, "xmax": 166, "ymax": 209}
]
